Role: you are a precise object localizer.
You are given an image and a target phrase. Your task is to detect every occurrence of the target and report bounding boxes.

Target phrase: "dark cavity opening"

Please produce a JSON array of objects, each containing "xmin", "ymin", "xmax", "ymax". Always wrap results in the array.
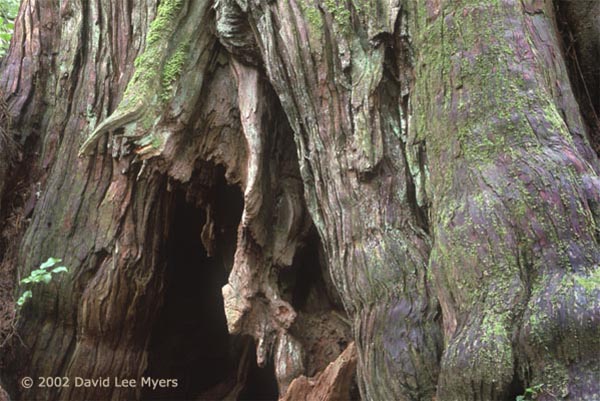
[
  {"xmin": 238, "ymin": 348, "xmax": 280, "ymax": 401},
  {"xmin": 143, "ymin": 167, "xmax": 244, "ymax": 400},
  {"xmin": 505, "ymin": 371, "xmax": 526, "ymax": 401},
  {"xmin": 284, "ymin": 227, "xmax": 344, "ymax": 313}
]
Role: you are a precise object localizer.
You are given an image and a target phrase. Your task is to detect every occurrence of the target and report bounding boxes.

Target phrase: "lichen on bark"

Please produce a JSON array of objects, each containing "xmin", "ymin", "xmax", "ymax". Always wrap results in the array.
[
  {"xmin": 1, "ymin": 0, "xmax": 599, "ymax": 400},
  {"xmin": 412, "ymin": 0, "xmax": 600, "ymax": 399},
  {"xmin": 78, "ymin": 0, "xmax": 193, "ymax": 156}
]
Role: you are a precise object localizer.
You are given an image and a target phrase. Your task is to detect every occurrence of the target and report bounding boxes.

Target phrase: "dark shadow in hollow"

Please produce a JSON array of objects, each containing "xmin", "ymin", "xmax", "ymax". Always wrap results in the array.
[
  {"xmin": 506, "ymin": 372, "xmax": 526, "ymax": 401},
  {"xmin": 143, "ymin": 164, "xmax": 283, "ymax": 400},
  {"xmin": 143, "ymin": 173, "xmax": 243, "ymax": 400},
  {"xmin": 238, "ymin": 349, "xmax": 279, "ymax": 401},
  {"xmin": 287, "ymin": 227, "xmax": 345, "ymax": 314}
]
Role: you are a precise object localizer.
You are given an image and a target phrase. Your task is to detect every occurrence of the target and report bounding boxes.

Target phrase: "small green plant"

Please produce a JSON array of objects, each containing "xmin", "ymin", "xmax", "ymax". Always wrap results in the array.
[
  {"xmin": 0, "ymin": 0, "xmax": 20, "ymax": 57},
  {"xmin": 16, "ymin": 257, "xmax": 68, "ymax": 308},
  {"xmin": 516, "ymin": 384, "xmax": 544, "ymax": 401}
]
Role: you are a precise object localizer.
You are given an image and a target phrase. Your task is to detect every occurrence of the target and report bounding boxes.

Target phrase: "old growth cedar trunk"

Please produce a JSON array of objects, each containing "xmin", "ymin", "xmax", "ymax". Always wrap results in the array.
[{"xmin": 0, "ymin": 0, "xmax": 598, "ymax": 400}]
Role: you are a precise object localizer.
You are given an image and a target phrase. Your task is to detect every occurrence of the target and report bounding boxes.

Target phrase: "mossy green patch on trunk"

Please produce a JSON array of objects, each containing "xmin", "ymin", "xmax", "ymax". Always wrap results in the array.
[
  {"xmin": 412, "ymin": 1, "xmax": 600, "ymax": 399},
  {"xmin": 161, "ymin": 41, "xmax": 190, "ymax": 102},
  {"xmin": 79, "ymin": 0, "xmax": 187, "ymax": 154}
]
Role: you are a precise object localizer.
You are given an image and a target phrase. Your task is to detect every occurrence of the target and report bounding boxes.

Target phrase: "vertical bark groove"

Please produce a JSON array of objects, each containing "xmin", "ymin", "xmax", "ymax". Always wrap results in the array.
[
  {"xmin": 228, "ymin": 2, "xmax": 442, "ymax": 399},
  {"xmin": 1, "ymin": 0, "xmax": 598, "ymax": 400},
  {"xmin": 412, "ymin": 1, "xmax": 600, "ymax": 399},
  {"xmin": 554, "ymin": 0, "xmax": 600, "ymax": 156}
]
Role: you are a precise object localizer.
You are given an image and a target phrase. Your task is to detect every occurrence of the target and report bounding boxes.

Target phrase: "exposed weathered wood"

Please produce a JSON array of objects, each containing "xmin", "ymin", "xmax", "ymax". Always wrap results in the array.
[
  {"xmin": 233, "ymin": 2, "xmax": 442, "ymax": 399},
  {"xmin": 1, "ymin": 1, "xmax": 352, "ymax": 400},
  {"xmin": 0, "ymin": 0, "xmax": 598, "ymax": 400},
  {"xmin": 281, "ymin": 342, "xmax": 357, "ymax": 401}
]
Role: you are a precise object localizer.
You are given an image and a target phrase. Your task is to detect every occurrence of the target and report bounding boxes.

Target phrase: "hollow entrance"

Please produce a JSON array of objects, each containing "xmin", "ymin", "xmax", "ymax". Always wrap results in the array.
[
  {"xmin": 238, "ymin": 351, "xmax": 279, "ymax": 401},
  {"xmin": 143, "ymin": 170, "xmax": 246, "ymax": 400}
]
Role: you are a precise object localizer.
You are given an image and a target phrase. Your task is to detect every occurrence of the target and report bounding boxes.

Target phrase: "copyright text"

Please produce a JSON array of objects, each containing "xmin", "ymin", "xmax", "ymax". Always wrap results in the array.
[{"xmin": 21, "ymin": 376, "xmax": 178, "ymax": 390}]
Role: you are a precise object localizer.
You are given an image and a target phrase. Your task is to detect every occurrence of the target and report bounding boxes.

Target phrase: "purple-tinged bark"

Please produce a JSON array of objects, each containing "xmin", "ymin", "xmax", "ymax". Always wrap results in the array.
[{"xmin": 411, "ymin": 1, "xmax": 599, "ymax": 399}]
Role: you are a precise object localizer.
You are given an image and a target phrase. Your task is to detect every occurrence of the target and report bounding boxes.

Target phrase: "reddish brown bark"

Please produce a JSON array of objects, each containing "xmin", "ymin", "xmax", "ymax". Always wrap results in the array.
[
  {"xmin": 281, "ymin": 342, "xmax": 358, "ymax": 401},
  {"xmin": 0, "ymin": 0, "xmax": 598, "ymax": 400},
  {"xmin": 1, "ymin": 1, "xmax": 351, "ymax": 400}
]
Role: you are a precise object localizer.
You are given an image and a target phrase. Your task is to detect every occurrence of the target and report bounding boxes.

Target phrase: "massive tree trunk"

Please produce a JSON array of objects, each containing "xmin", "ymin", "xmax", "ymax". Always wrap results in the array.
[
  {"xmin": 0, "ymin": 0, "xmax": 598, "ymax": 400},
  {"xmin": 412, "ymin": 1, "xmax": 600, "ymax": 399}
]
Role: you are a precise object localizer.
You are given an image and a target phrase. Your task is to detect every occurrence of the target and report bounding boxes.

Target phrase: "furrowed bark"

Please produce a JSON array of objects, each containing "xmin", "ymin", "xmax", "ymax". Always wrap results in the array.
[
  {"xmin": 555, "ymin": 0, "xmax": 600, "ymax": 154},
  {"xmin": 224, "ymin": 1, "xmax": 443, "ymax": 399},
  {"xmin": 2, "ymin": 0, "xmax": 161, "ymax": 399},
  {"xmin": 411, "ymin": 0, "xmax": 600, "ymax": 399},
  {"xmin": 0, "ymin": 95, "xmax": 16, "ymax": 222},
  {"xmin": 1, "ymin": 0, "xmax": 599, "ymax": 400},
  {"xmin": 2, "ymin": 0, "xmax": 351, "ymax": 399}
]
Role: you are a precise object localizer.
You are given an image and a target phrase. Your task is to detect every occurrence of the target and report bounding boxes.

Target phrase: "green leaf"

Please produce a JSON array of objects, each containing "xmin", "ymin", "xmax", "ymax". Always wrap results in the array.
[
  {"xmin": 51, "ymin": 266, "xmax": 68, "ymax": 274},
  {"xmin": 41, "ymin": 273, "xmax": 53, "ymax": 284},
  {"xmin": 16, "ymin": 290, "xmax": 32, "ymax": 307},
  {"xmin": 29, "ymin": 270, "xmax": 45, "ymax": 280},
  {"xmin": 40, "ymin": 257, "xmax": 61, "ymax": 270}
]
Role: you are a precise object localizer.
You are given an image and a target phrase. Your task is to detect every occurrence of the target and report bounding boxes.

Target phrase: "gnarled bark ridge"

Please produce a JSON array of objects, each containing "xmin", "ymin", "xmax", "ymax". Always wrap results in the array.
[{"xmin": 0, "ymin": 0, "xmax": 598, "ymax": 400}]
